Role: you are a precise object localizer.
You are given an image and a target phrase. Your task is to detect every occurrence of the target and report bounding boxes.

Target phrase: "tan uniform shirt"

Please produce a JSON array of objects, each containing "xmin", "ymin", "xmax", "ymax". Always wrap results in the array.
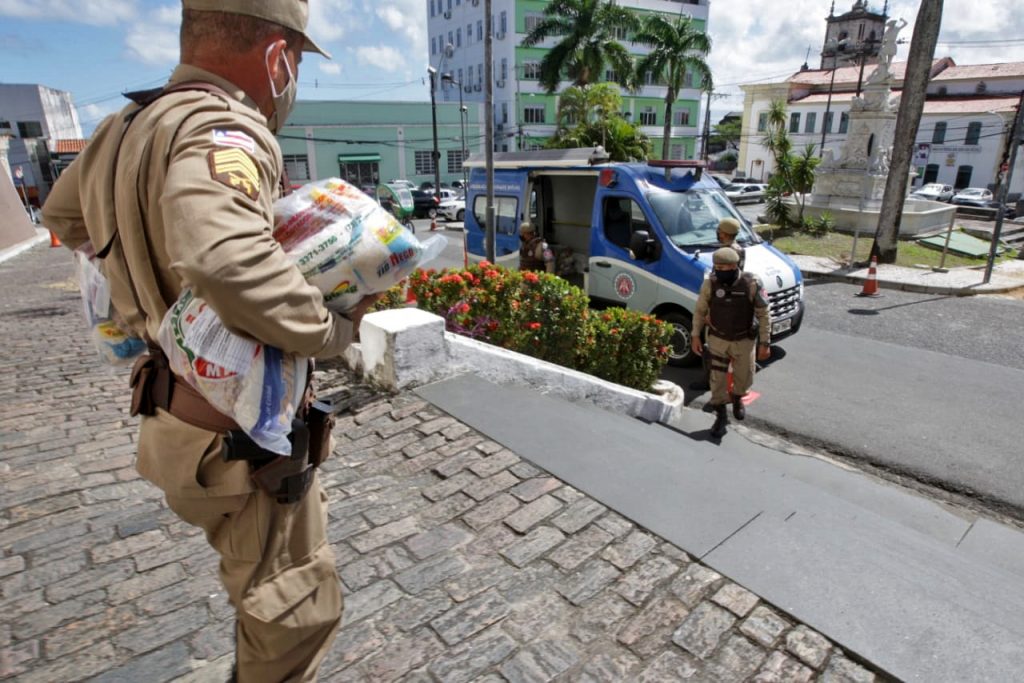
[
  {"xmin": 692, "ymin": 274, "xmax": 771, "ymax": 345},
  {"xmin": 43, "ymin": 64, "xmax": 354, "ymax": 358}
]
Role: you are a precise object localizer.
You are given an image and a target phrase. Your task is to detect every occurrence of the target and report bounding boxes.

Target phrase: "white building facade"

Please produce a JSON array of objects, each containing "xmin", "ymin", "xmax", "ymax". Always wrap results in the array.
[
  {"xmin": 737, "ymin": 59, "xmax": 1024, "ymax": 196},
  {"xmin": 425, "ymin": 0, "xmax": 709, "ymax": 158},
  {"xmin": 0, "ymin": 83, "xmax": 83, "ymax": 205}
]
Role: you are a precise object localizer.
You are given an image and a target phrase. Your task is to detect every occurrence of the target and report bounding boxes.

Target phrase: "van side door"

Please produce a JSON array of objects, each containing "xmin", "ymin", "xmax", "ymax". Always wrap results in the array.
[{"xmin": 589, "ymin": 193, "xmax": 661, "ymax": 312}]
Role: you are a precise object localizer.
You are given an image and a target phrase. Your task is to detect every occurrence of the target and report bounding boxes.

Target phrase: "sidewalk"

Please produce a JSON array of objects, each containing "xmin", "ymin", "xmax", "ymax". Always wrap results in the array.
[
  {"xmin": 791, "ymin": 253, "xmax": 1024, "ymax": 295},
  {"xmin": 0, "ymin": 251, "xmax": 890, "ymax": 678}
]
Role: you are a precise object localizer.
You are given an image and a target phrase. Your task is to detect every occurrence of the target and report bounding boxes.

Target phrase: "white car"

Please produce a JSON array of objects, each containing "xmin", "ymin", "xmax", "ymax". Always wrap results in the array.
[
  {"xmin": 387, "ymin": 179, "xmax": 417, "ymax": 190},
  {"xmin": 910, "ymin": 183, "xmax": 954, "ymax": 202},
  {"xmin": 439, "ymin": 197, "xmax": 466, "ymax": 222},
  {"xmin": 724, "ymin": 184, "xmax": 766, "ymax": 204},
  {"xmin": 951, "ymin": 187, "xmax": 994, "ymax": 207}
]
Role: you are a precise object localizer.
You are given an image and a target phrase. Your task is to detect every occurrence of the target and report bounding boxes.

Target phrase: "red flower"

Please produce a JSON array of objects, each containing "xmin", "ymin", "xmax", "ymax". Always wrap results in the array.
[
  {"xmin": 526, "ymin": 322, "xmax": 541, "ymax": 331},
  {"xmin": 484, "ymin": 269, "xmax": 500, "ymax": 279},
  {"xmin": 511, "ymin": 300, "xmax": 520, "ymax": 310},
  {"xmin": 610, "ymin": 328, "xmax": 620, "ymax": 335},
  {"xmin": 479, "ymin": 260, "xmax": 491, "ymax": 268},
  {"xmin": 523, "ymin": 271, "xmax": 540, "ymax": 283},
  {"xmin": 456, "ymin": 302, "xmax": 471, "ymax": 314}
]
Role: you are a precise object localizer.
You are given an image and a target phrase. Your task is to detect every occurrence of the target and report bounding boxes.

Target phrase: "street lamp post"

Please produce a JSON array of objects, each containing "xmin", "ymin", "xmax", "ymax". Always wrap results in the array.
[
  {"xmin": 819, "ymin": 39, "xmax": 848, "ymax": 157},
  {"xmin": 442, "ymin": 72, "xmax": 469, "ymax": 191},
  {"xmin": 427, "ymin": 66, "xmax": 442, "ymax": 204}
]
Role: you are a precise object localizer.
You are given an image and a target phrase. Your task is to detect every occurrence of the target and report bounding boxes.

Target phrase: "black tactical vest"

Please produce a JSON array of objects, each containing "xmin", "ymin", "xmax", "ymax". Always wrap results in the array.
[
  {"xmin": 708, "ymin": 272, "xmax": 757, "ymax": 341},
  {"xmin": 519, "ymin": 237, "xmax": 547, "ymax": 272}
]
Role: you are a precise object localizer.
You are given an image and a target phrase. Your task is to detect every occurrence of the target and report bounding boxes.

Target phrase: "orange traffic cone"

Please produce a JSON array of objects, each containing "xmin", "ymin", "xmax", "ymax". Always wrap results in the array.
[
  {"xmin": 856, "ymin": 255, "xmax": 882, "ymax": 297},
  {"xmin": 49, "ymin": 230, "xmax": 62, "ymax": 248},
  {"xmin": 430, "ymin": 217, "xmax": 438, "ymax": 232}
]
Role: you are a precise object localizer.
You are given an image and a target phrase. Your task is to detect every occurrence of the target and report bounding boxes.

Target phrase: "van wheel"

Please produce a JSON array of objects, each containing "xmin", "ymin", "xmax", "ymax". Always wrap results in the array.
[{"xmin": 661, "ymin": 311, "xmax": 699, "ymax": 367}]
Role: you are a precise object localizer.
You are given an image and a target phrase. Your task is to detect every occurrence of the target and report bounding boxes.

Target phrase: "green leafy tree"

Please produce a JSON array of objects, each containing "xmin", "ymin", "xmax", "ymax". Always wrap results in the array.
[
  {"xmin": 633, "ymin": 14, "xmax": 713, "ymax": 160},
  {"xmin": 709, "ymin": 118, "xmax": 741, "ymax": 151},
  {"xmin": 761, "ymin": 99, "xmax": 820, "ymax": 228},
  {"xmin": 521, "ymin": 0, "xmax": 639, "ymax": 93},
  {"xmin": 548, "ymin": 83, "xmax": 649, "ymax": 161},
  {"xmin": 556, "ymin": 83, "xmax": 623, "ymax": 128}
]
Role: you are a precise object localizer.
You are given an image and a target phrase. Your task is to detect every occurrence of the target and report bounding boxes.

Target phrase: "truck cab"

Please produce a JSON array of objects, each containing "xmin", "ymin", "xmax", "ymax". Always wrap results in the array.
[{"xmin": 463, "ymin": 149, "xmax": 804, "ymax": 365}]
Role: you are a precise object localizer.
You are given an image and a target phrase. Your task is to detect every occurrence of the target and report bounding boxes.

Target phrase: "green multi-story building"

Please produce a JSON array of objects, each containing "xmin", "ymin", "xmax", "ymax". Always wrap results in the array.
[
  {"xmin": 426, "ymin": 0, "xmax": 709, "ymax": 158},
  {"xmin": 278, "ymin": 100, "xmax": 485, "ymax": 188}
]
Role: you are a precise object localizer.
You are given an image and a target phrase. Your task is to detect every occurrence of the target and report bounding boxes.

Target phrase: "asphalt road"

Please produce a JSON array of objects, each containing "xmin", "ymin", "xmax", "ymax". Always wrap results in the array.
[{"xmin": 663, "ymin": 281, "xmax": 1024, "ymax": 515}]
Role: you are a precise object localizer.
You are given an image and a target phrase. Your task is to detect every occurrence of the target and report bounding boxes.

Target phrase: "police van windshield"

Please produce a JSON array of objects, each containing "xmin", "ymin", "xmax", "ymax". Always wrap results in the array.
[{"xmin": 646, "ymin": 189, "xmax": 756, "ymax": 250}]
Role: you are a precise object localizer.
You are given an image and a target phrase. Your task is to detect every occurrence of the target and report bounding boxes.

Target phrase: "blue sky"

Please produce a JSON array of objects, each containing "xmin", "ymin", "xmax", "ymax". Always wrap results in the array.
[{"xmin": 1, "ymin": 0, "xmax": 1022, "ymax": 137}]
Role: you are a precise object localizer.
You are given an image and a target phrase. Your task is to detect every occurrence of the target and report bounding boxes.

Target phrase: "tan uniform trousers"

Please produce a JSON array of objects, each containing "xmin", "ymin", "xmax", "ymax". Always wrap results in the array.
[
  {"xmin": 708, "ymin": 334, "xmax": 756, "ymax": 406},
  {"xmin": 136, "ymin": 409, "xmax": 342, "ymax": 683}
]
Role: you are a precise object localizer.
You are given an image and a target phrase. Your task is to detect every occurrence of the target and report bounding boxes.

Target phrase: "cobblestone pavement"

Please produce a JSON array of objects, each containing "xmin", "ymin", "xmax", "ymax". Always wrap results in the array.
[{"xmin": 0, "ymin": 245, "xmax": 888, "ymax": 682}]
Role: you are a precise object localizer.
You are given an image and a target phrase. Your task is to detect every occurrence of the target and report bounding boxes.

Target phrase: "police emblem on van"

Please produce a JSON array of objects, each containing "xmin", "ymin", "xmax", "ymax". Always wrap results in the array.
[{"xmin": 614, "ymin": 273, "xmax": 635, "ymax": 300}]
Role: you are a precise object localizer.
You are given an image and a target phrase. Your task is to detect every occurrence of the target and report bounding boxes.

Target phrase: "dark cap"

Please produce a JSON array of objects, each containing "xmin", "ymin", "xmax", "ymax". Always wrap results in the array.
[
  {"xmin": 182, "ymin": 0, "xmax": 331, "ymax": 58},
  {"xmin": 712, "ymin": 247, "xmax": 740, "ymax": 265},
  {"xmin": 718, "ymin": 218, "xmax": 741, "ymax": 236}
]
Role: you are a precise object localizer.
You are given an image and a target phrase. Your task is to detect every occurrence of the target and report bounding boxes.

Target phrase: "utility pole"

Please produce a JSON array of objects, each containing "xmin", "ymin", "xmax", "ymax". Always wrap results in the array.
[
  {"xmin": 872, "ymin": 0, "xmax": 943, "ymax": 263},
  {"xmin": 984, "ymin": 91, "xmax": 1024, "ymax": 283},
  {"xmin": 484, "ymin": 0, "xmax": 495, "ymax": 261},
  {"xmin": 700, "ymin": 84, "xmax": 712, "ymax": 162},
  {"xmin": 428, "ymin": 67, "xmax": 442, "ymax": 203}
]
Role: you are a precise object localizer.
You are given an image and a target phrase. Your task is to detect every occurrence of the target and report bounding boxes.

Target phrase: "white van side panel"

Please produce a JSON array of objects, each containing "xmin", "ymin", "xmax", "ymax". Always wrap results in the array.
[{"xmin": 541, "ymin": 174, "xmax": 597, "ymax": 277}]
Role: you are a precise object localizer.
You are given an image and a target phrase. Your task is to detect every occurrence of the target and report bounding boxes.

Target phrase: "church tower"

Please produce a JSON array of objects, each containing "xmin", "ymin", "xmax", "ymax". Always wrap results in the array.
[{"xmin": 820, "ymin": 1, "xmax": 888, "ymax": 69}]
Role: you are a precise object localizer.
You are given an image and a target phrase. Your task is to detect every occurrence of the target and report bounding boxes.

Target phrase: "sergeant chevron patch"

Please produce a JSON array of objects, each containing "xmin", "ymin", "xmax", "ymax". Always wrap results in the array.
[{"xmin": 207, "ymin": 148, "xmax": 260, "ymax": 200}]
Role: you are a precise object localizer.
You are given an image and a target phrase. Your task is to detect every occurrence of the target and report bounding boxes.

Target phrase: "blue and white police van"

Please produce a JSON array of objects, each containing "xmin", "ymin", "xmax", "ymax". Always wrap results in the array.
[{"xmin": 462, "ymin": 149, "xmax": 804, "ymax": 365}]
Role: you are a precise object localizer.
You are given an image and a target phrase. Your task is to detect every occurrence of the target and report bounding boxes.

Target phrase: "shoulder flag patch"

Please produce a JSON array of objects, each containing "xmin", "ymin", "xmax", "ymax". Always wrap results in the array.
[
  {"xmin": 212, "ymin": 129, "xmax": 256, "ymax": 153},
  {"xmin": 208, "ymin": 148, "xmax": 261, "ymax": 200}
]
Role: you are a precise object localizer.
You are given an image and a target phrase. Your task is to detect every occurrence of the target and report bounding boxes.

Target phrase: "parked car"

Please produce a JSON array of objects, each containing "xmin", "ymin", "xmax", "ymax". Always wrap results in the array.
[
  {"xmin": 951, "ymin": 187, "xmax": 994, "ymax": 207},
  {"xmin": 982, "ymin": 201, "xmax": 1018, "ymax": 219},
  {"xmin": 724, "ymin": 183, "xmax": 767, "ymax": 204},
  {"xmin": 419, "ymin": 181, "xmax": 451, "ymax": 191},
  {"xmin": 439, "ymin": 197, "xmax": 466, "ymax": 222},
  {"xmin": 910, "ymin": 183, "xmax": 954, "ymax": 202},
  {"xmin": 450, "ymin": 180, "xmax": 466, "ymax": 192},
  {"xmin": 411, "ymin": 189, "xmax": 440, "ymax": 218},
  {"xmin": 387, "ymin": 179, "xmax": 417, "ymax": 190}
]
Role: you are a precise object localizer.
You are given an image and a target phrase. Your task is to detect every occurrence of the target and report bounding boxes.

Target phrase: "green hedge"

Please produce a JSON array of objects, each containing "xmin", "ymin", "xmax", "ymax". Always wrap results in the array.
[{"xmin": 376, "ymin": 262, "xmax": 671, "ymax": 391}]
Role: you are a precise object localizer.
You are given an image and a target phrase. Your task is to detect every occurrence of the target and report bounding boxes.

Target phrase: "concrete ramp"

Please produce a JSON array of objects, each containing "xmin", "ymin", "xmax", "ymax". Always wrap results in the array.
[{"xmin": 417, "ymin": 374, "xmax": 1024, "ymax": 682}]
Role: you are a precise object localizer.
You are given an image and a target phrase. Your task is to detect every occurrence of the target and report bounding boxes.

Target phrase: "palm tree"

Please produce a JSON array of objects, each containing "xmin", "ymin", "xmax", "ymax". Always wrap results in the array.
[
  {"xmin": 633, "ymin": 14, "xmax": 712, "ymax": 161},
  {"xmin": 521, "ymin": 0, "xmax": 638, "ymax": 94},
  {"xmin": 761, "ymin": 99, "xmax": 820, "ymax": 228}
]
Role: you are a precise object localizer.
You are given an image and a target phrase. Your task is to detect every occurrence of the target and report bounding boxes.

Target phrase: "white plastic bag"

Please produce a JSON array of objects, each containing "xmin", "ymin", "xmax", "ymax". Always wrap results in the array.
[
  {"xmin": 74, "ymin": 244, "xmax": 147, "ymax": 366},
  {"xmin": 157, "ymin": 289, "xmax": 307, "ymax": 455},
  {"xmin": 273, "ymin": 178, "xmax": 446, "ymax": 311}
]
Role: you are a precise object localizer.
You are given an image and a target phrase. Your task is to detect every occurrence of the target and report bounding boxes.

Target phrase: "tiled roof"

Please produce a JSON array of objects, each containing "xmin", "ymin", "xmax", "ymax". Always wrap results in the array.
[
  {"xmin": 932, "ymin": 62, "xmax": 1024, "ymax": 81},
  {"xmin": 787, "ymin": 58, "xmax": 952, "ymax": 87},
  {"xmin": 787, "ymin": 92, "xmax": 1019, "ymax": 116},
  {"xmin": 54, "ymin": 139, "xmax": 87, "ymax": 154}
]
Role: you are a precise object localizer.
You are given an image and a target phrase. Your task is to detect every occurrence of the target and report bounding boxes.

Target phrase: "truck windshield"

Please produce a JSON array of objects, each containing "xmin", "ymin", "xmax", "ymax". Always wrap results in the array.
[{"xmin": 646, "ymin": 189, "xmax": 756, "ymax": 250}]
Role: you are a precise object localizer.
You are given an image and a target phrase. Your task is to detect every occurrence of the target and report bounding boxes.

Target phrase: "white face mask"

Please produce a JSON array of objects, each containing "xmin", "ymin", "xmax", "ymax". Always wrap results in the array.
[{"xmin": 265, "ymin": 42, "xmax": 297, "ymax": 134}]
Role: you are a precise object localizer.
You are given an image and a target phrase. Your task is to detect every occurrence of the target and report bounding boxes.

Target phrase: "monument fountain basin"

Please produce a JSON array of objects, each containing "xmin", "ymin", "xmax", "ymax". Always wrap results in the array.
[{"xmin": 790, "ymin": 195, "xmax": 956, "ymax": 237}]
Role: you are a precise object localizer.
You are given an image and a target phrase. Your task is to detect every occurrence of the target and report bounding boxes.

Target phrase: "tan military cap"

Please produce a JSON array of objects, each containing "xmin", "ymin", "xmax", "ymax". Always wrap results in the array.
[
  {"xmin": 718, "ymin": 218, "xmax": 741, "ymax": 236},
  {"xmin": 183, "ymin": 0, "xmax": 332, "ymax": 58},
  {"xmin": 712, "ymin": 247, "xmax": 740, "ymax": 265}
]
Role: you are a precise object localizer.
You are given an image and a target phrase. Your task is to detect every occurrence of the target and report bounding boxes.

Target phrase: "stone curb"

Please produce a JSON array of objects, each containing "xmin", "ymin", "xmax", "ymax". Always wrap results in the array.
[
  {"xmin": 0, "ymin": 229, "xmax": 49, "ymax": 265},
  {"xmin": 799, "ymin": 268, "xmax": 1021, "ymax": 296}
]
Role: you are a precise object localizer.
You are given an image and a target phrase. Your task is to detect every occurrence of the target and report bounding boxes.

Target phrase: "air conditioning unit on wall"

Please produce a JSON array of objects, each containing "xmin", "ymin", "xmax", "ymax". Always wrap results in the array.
[
  {"xmin": 496, "ymin": 80, "xmax": 505, "ymax": 88},
  {"xmin": 443, "ymin": 10, "xmax": 451, "ymax": 19}
]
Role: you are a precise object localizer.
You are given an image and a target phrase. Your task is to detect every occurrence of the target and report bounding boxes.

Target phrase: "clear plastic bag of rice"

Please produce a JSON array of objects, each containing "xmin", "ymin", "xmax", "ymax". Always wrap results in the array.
[{"xmin": 74, "ymin": 243, "xmax": 147, "ymax": 366}]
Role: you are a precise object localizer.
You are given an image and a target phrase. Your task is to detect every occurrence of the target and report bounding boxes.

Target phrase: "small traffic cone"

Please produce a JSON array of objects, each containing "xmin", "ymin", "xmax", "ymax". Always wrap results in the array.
[
  {"xmin": 49, "ymin": 230, "xmax": 61, "ymax": 248},
  {"xmin": 430, "ymin": 218, "xmax": 438, "ymax": 232},
  {"xmin": 856, "ymin": 255, "xmax": 882, "ymax": 297}
]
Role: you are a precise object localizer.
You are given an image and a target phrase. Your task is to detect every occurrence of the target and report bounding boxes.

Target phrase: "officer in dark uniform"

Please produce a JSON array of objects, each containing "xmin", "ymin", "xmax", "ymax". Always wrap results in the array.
[{"xmin": 691, "ymin": 247, "xmax": 771, "ymax": 438}]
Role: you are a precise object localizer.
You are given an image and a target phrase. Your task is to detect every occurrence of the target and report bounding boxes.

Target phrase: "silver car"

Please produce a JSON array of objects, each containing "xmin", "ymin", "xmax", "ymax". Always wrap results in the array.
[
  {"xmin": 910, "ymin": 183, "xmax": 954, "ymax": 202},
  {"xmin": 724, "ymin": 183, "xmax": 766, "ymax": 204}
]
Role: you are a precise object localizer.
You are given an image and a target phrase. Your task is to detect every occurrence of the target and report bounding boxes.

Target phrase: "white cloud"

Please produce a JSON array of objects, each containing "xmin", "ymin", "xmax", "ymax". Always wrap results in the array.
[
  {"xmin": 375, "ymin": 1, "xmax": 427, "ymax": 66},
  {"xmin": 123, "ymin": 4, "xmax": 179, "ymax": 66},
  {"xmin": 308, "ymin": 0, "xmax": 353, "ymax": 43},
  {"xmin": 0, "ymin": 0, "xmax": 135, "ymax": 25},
  {"xmin": 319, "ymin": 62, "xmax": 343, "ymax": 76},
  {"xmin": 355, "ymin": 44, "xmax": 407, "ymax": 72}
]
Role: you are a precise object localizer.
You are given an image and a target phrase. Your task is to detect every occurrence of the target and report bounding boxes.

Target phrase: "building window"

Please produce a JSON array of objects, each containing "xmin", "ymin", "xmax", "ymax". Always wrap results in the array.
[
  {"xmin": 523, "ymin": 105, "xmax": 546, "ymax": 124},
  {"xmin": 415, "ymin": 150, "xmax": 436, "ymax": 175},
  {"xmin": 447, "ymin": 0, "xmax": 451, "ymax": 11},
  {"xmin": 456, "ymin": 27, "xmax": 461, "ymax": 47},
  {"xmin": 757, "ymin": 112, "xmax": 768, "ymax": 132},
  {"xmin": 477, "ymin": 64, "xmax": 483, "ymax": 85},
  {"xmin": 823, "ymin": 111, "xmax": 833, "ymax": 134},
  {"xmin": 613, "ymin": 26, "xmax": 628, "ymax": 40},
  {"xmin": 839, "ymin": 112, "xmax": 849, "ymax": 134},
  {"xmin": 477, "ymin": 20, "xmax": 483, "ymax": 41},
  {"xmin": 447, "ymin": 149, "xmax": 468, "ymax": 173},
  {"xmin": 458, "ymin": 68, "xmax": 463, "ymax": 87},
  {"xmin": 955, "ymin": 164, "xmax": 973, "ymax": 188},
  {"xmin": 501, "ymin": 58, "xmax": 508, "ymax": 82},
  {"xmin": 430, "ymin": 0, "xmax": 435, "ymax": 18},
  {"xmin": 604, "ymin": 69, "xmax": 618, "ymax": 83},
  {"xmin": 805, "ymin": 112, "xmax": 816, "ymax": 133},
  {"xmin": 932, "ymin": 121, "xmax": 946, "ymax": 144},
  {"xmin": 501, "ymin": 102, "xmax": 508, "ymax": 124},
  {"xmin": 0, "ymin": 120, "xmax": 10, "ymax": 130},
  {"xmin": 448, "ymin": 31, "xmax": 453, "ymax": 47},
  {"xmin": 522, "ymin": 61, "xmax": 541, "ymax": 80},
  {"xmin": 431, "ymin": 37, "xmax": 437, "ymax": 55},
  {"xmin": 17, "ymin": 121, "xmax": 43, "ymax": 138},
  {"xmin": 283, "ymin": 154, "xmax": 309, "ymax": 182},
  {"xmin": 670, "ymin": 143, "xmax": 685, "ymax": 160},
  {"xmin": 466, "ymin": 24, "xmax": 472, "ymax": 44},
  {"xmin": 673, "ymin": 109, "xmax": 690, "ymax": 126},
  {"xmin": 525, "ymin": 13, "xmax": 542, "ymax": 33},
  {"xmin": 788, "ymin": 113, "xmax": 800, "ymax": 133},
  {"xmin": 500, "ymin": 11, "xmax": 507, "ymax": 34},
  {"xmin": 640, "ymin": 107, "xmax": 656, "ymax": 126},
  {"xmin": 965, "ymin": 121, "xmax": 981, "ymax": 145},
  {"xmin": 923, "ymin": 163, "xmax": 939, "ymax": 184}
]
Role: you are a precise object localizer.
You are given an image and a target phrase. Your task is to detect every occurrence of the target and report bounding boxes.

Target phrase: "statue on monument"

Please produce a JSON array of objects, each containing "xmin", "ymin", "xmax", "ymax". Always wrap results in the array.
[{"xmin": 867, "ymin": 17, "xmax": 908, "ymax": 86}]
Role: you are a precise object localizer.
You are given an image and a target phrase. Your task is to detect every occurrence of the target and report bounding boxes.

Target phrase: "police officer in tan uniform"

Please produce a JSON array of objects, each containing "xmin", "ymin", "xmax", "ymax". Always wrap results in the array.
[
  {"xmin": 717, "ymin": 217, "xmax": 746, "ymax": 270},
  {"xmin": 691, "ymin": 247, "xmax": 771, "ymax": 438},
  {"xmin": 43, "ymin": 2, "xmax": 376, "ymax": 680},
  {"xmin": 519, "ymin": 221, "xmax": 555, "ymax": 273}
]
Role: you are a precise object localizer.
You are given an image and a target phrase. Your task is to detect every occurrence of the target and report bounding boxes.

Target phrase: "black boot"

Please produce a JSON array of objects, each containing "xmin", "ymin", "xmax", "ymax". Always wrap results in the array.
[
  {"xmin": 731, "ymin": 394, "xmax": 746, "ymax": 421},
  {"xmin": 710, "ymin": 405, "xmax": 728, "ymax": 438}
]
